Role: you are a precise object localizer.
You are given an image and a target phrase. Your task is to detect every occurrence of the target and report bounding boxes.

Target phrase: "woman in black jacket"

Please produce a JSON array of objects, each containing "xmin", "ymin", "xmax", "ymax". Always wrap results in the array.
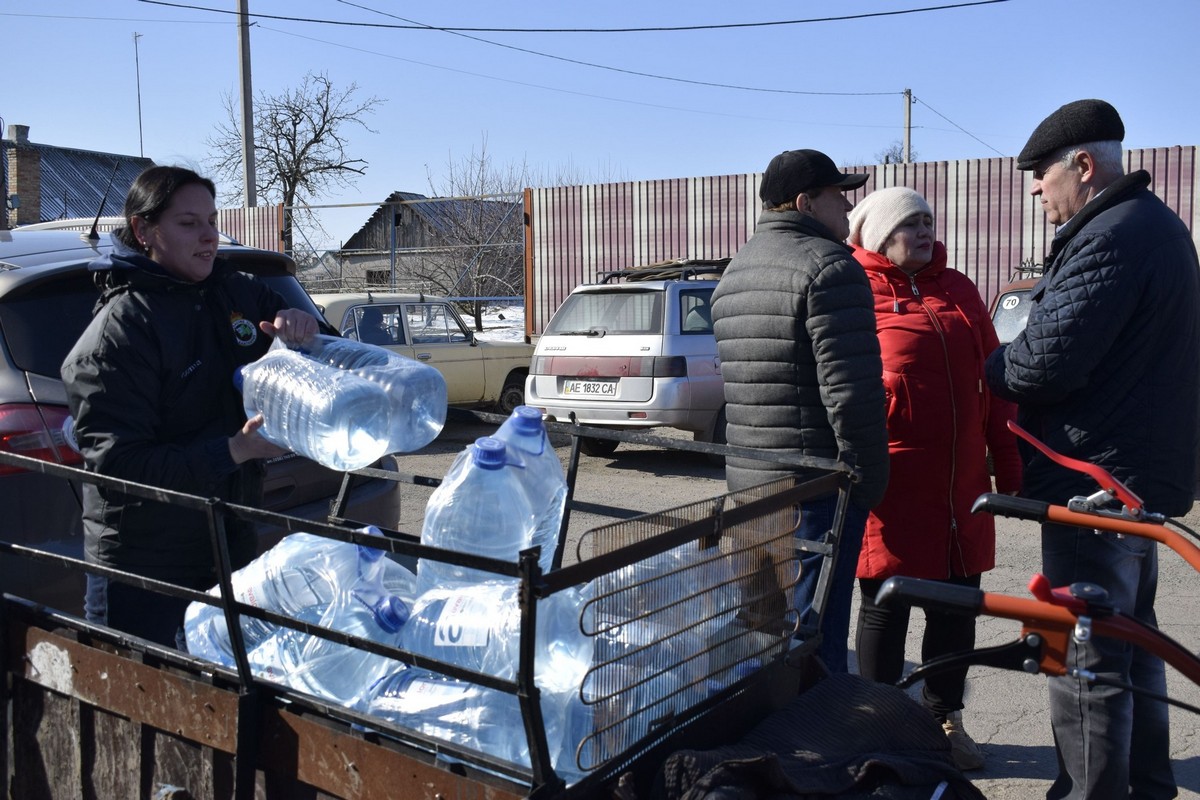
[{"xmin": 61, "ymin": 165, "xmax": 318, "ymax": 649}]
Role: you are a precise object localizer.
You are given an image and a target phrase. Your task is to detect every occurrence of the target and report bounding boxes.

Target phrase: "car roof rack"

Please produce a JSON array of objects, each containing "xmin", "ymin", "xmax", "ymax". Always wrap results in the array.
[{"xmin": 598, "ymin": 257, "xmax": 731, "ymax": 284}]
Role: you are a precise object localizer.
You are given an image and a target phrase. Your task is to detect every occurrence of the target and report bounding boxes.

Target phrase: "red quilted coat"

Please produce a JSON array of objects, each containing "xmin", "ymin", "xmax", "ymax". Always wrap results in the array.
[{"xmin": 853, "ymin": 242, "xmax": 1022, "ymax": 580}]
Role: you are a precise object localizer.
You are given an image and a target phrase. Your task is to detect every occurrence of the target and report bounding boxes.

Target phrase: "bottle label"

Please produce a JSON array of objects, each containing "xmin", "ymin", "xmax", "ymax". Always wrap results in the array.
[
  {"xmin": 373, "ymin": 676, "xmax": 472, "ymax": 715},
  {"xmin": 433, "ymin": 595, "xmax": 493, "ymax": 647}
]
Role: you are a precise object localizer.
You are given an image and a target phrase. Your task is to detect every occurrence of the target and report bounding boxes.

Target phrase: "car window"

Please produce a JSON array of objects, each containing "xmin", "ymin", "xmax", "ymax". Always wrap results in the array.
[
  {"xmin": 679, "ymin": 288, "xmax": 715, "ymax": 334},
  {"xmin": 544, "ymin": 290, "xmax": 663, "ymax": 335},
  {"xmin": 347, "ymin": 305, "xmax": 404, "ymax": 345},
  {"xmin": 0, "ymin": 271, "xmax": 98, "ymax": 378},
  {"xmin": 992, "ymin": 288, "xmax": 1033, "ymax": 345},
  {"xmin": 405, "ymin": 303, "xmax": 470, "ymax": 344}
]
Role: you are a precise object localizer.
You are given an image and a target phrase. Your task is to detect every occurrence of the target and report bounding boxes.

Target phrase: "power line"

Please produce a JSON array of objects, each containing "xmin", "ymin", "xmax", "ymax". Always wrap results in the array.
[
  {"xmin": 138, "ymin": 0, "xmax": 1010, "ymax": 33},
  {"xmin": 337, "ymin": 0, "xmax": 894, "ymax": 97},
  {"xmin": 114, "ymin": 0, "xmax": 1004, "ymax": 153},
  {"xmin": 912, "ymin": 95, "xmax": 1005, "ymax": 156},
  {"xmin": 259, "ymin": 26, "xmax": 904, "ymax": 131},
  {"xmin": 0, "ymin": 11, "xmax": 226, "ymax": 24},
  {"xmin": 273, "ymin": 10, "xmax": 1000, "ymax": 152}
]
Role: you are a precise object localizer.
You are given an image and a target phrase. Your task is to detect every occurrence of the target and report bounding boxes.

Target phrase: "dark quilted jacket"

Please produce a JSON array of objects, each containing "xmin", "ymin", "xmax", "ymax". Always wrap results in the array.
[
  {"xmin": 985, "ymin": 171, "xmax": 1200, "ymax": 515},
  {"xmin": 711, "ymin": 209, "xmax": 889, "ymax": 510}
]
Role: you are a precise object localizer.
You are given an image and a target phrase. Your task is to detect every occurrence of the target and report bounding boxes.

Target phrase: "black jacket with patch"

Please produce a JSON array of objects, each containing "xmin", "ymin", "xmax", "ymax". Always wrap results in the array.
[{"xmin": 62, "ymin": 245, "xmax": 287, "ymax": 585}]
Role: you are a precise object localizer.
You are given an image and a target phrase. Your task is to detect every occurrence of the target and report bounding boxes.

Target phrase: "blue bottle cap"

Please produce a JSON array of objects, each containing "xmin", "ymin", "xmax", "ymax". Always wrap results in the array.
[
  {"xmin": 472, "ymin": 437, "xmax": 507, "ymax": 469},
  {"xmin": 232, "ymin": 365, "xmax": 246, "ymax": 393},
  {"xmin": 374, "ymin": 596, "xmax": 410, "ymax": 633},
  {"xmin": 510, "ymin": 406, "xmax": 544, "ymax": 435}
]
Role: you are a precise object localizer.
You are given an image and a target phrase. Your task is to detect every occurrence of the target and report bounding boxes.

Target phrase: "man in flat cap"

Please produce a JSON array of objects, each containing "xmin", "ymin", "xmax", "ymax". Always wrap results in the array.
[
  {"xmin": 987, "ymin": 99, "xmax": 1200, "ymax": 799},
  {"xmin": 711, "ymin": 149, "xmax": 888, "ymax": 674}
]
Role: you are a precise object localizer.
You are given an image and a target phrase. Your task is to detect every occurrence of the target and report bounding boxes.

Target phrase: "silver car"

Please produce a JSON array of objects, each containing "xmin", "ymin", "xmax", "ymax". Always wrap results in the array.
[{"xmin": 525, "ymin": 260, "xmax": 728, "ymax": 456}]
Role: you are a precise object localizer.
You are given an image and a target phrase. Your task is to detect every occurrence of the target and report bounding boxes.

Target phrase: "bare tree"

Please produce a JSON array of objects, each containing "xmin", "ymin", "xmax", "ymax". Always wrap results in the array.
[
  {"xmin": 399, "ymin": 138, "xmax": 528, "ymax": 331},
  {"xmin": 874, "ymin": 140, "xmax": 918, "ymax": 165},
  {"xmin": 206, "ymin": 72, "xmax": 383, "ymax": 253}
]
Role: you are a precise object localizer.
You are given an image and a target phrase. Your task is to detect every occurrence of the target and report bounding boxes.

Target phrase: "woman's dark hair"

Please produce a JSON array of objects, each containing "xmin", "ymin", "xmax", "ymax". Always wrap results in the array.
[{"xmin": 115, "ymin": 166, "xmax": 217, "ymax": 251}]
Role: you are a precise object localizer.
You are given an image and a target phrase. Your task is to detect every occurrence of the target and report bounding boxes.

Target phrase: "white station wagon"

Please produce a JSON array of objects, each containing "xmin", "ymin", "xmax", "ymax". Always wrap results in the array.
[{"xmin": 525, "ymin": 260, "xmax": 728, "ymax": 457}]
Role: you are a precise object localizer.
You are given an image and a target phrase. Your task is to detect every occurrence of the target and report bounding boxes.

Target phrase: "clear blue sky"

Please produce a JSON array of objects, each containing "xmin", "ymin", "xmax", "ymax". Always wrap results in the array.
[{"xmin": 5, "ymin": 0, "xmax": 1199, "ymax": 248}]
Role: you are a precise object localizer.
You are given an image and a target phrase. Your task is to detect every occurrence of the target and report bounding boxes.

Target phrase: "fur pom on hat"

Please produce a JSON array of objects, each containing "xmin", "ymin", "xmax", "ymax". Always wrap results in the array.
[{"xmin": 848, "ymin": 187, "xmax": 932, "ymax": 253}]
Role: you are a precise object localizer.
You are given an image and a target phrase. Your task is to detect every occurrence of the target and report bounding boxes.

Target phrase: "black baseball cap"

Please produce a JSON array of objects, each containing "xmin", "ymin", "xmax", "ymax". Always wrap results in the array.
[{"xmin": 759, "ymin": 149, "xmax": 869, "ymax": 206}]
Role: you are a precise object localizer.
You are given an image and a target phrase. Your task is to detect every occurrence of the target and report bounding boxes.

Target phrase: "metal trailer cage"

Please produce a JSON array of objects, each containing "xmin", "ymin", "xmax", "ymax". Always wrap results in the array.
[{"xmin": 0, "ymin": 409, "xmax": 858, "ymax": 800}]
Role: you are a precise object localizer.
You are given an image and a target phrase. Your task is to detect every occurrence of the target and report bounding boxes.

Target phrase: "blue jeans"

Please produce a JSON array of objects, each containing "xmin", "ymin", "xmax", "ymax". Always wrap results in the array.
[
  {"xmin": 85, "ymin": 574, "xmax": 191, "ymax": 651},
  {"xmin": 793, "ymin": 494, "xmax": 868, "ymax": 673},
  {"xmin": 1042, "ymin": 523, "xmax": 1175, "ymax": 800}
]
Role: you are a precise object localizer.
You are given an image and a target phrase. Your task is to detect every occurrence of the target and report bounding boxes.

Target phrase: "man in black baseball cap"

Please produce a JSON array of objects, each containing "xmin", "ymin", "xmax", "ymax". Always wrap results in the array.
[
  {"xmin": 711, "ymin": 149, "xmax": 887, "ymax": 676},
  {"xmin": 987, "ymin": 99, "xmax": 1198, "ymax": 799},
  {"xmin": 759, "ymin": 148, "xmax": 870, "ymax": 208}
]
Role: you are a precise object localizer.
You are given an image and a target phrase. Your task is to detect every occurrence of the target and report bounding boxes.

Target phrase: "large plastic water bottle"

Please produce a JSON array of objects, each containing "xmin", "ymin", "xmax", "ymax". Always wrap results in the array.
[
  {"xmin": 184, "ymin": 531, "xmax": 396, "ymax": 665},
  {"xmin": 592, "ymin": 542, "xmax": 741, "ymax": 638},
  {"xmin": 365, "ymin": 667, "xmax": 532, "ymax": 766},
  {"xmin": 416, "ymin": 437, "xmax": 538, "ymax": 591},
  {"xmin": 235, "ymin": 347, "xmax": 391, "ymax": 471},
  {"xmin": 299, "ymin": 334, "xmax": 448, "ymax": 453},
  {"xmin": 399, "ymin": 582, "xmax": 590, "ymax": 692},
  {"xmin": 274, "ymin": 586, "xmax": 410, "ymax": 708},
  {"xmin": 589, "ymin": 614, "xmax": 699, "ymax": 706},
  {"xmin": 494, "ymin": 406, "xmax": 566, "ymax": 574}
]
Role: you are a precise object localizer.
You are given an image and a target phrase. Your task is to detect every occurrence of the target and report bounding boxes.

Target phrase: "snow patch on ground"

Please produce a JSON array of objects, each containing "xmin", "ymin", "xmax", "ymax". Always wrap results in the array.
[{"xmin": 473, "ymin": 303, "xmax": 527, "ymax": 343}]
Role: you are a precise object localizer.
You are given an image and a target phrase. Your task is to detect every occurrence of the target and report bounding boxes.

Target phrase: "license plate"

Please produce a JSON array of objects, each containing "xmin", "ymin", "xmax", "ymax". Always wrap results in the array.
[{"xmin": 563, "ymin": 379, "xmax": 617, "ymax": 397}]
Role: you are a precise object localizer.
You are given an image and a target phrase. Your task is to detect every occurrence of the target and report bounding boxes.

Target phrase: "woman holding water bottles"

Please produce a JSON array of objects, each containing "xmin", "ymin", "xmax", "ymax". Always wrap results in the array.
[{"xmin": 61, "ymin": 165, "xmax": 319, "ymax": 649}]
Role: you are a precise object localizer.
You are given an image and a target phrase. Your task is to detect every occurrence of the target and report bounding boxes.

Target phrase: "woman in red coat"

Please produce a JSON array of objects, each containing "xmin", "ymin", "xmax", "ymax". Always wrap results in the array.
[{"xmin": 847, "ymin": 186, "xmax": 1022, "ymax": 771}]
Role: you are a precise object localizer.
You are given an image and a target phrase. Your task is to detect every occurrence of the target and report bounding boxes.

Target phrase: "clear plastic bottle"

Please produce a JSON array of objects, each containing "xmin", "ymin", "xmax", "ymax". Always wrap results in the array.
[
  {"xmin": 398, "ymin": 582, "xmax": 590, "ymax": 692},
  {"xmin": 592, "ymin": 542, "xmax": 741, "ymax": 638},
  {"xmin": 298, "ymin": 334, "xmax": 448, "ymax": 453},
  {"xmin": 235, "ymin": 347, "xmax": 392, "ymax": 471},
  {"xmin": 363, "ymin": 666, "xmax": 590, "ymax": 783},
  {"xmin": 416, "ymin": 437, "xmax": 537, "ymax": 592},
  {"xmin": 184, "ymin": 531, "xmax": 393, "ymax": 665},
  {"xmin": 363, "ymin": 667, "xmax": 533, "ymax": 769},
  {"xmin": 275, "ymin": 587, "xmax": 410, "ymax": 708},
  {"xmin": 586, "ymin": 612, "xmax": 704, "ymax": 740},
  {"xmin": 494, "ymin": 406, "xmax": 566, "ymax": 575}
]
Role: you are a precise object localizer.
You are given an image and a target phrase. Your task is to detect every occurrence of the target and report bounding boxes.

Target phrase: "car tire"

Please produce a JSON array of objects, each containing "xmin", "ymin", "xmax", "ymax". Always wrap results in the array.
[
  {"xmin": 580, "ymin": 436, "xmax": 619, "ymax": 457},
  {"xmin": 498, "ymin": 376, "xmax": 526, "ymax": 415}
]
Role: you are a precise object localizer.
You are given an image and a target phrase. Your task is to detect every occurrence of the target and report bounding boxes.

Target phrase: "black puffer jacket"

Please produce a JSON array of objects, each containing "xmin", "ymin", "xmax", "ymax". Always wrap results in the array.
[
  {"xmin": 61, "ymin": 243, "xmax": 287, "ymax": 585},
  {"xmin": 985, "ymin": 171, "xmax": 1200, "ymax": 515},
  {"xmin": 711, "ymin": 209, "xmax": 889, "ymax": 510}
]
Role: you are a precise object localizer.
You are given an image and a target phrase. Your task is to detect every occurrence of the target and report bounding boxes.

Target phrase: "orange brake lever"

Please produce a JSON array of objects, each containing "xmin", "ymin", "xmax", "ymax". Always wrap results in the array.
[{"xmin": 1007, "ymin": 420, "xmax": 1145, "ymax": 513}]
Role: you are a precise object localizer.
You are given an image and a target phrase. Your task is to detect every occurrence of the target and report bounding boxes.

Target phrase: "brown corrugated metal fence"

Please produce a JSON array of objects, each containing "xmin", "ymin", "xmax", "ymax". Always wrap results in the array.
[
  {"xmin": 217, "ymin": 204, "xmax": 284, "ymax": 253},
  {"xmin": 525, "ymin": 147, "xmax": 1200, "ymax": 336}
]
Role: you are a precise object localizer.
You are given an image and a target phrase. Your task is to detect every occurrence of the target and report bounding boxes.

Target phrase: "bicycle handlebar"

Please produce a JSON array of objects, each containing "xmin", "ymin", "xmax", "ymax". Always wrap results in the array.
[
  {"xmin": 974, "ymin": 492, "xmax": 1200, "ymax": 573},
  {"xmin": 879, "ymin": 576, "xmax": 1200, "ymax": 687}
]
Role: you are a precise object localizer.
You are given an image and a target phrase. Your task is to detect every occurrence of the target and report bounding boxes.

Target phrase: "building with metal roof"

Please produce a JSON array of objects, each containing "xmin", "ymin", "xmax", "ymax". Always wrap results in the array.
[{"xmin": 2, "ymin": 124, "xmax": 153, "ymax": 230}]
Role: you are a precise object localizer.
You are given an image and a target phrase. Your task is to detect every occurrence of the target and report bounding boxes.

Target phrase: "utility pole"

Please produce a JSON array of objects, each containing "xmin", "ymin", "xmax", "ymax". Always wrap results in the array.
[
  {"xmin": 903, "ymin": 88, "xmax": 912, "ymax": 164},
  {"xmin": 133, "ymin": 33, "xmax": 144, "ymax": 158},
  {"xmin": 237, "ymin": 0, "xmax": 257, "ymax": 207}
]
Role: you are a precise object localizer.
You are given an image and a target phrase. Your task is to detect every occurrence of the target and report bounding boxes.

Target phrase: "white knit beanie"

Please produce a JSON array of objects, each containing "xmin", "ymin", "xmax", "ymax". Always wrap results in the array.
[{"xmin": 848, "ymin": 187, "xmax": 932, "ymax": 253}]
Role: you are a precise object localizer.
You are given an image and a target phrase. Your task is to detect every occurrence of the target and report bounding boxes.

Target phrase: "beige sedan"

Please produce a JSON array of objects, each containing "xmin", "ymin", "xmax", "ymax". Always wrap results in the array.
[{"xmin": 310, "ymin": 292, "xmax": 533, "ymax": 414}]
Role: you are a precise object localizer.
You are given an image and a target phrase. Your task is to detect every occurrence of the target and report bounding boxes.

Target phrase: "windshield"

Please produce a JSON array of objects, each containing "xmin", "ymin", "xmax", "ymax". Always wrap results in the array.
[{"xmin": 545, "ymin": 290, "xmax": 663, "ymax": 335}]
